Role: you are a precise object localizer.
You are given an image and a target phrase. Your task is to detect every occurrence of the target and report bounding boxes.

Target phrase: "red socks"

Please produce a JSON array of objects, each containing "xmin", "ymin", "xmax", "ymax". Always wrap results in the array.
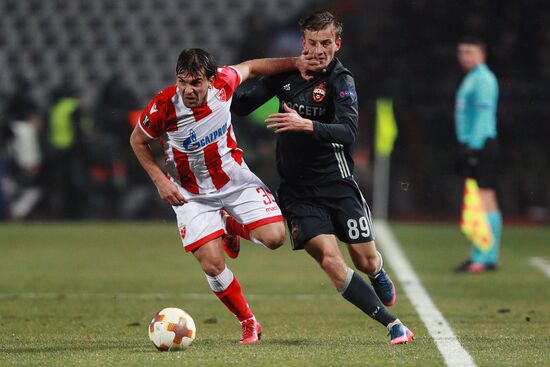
[{"xmin": 214, "ymin": 277, "xmax": 253, "ymax": 322}]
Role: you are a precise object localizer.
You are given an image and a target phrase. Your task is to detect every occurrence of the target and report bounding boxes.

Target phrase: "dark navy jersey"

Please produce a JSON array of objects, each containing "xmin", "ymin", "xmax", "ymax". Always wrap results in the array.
[{"xmin": 232, "ymin": 58, "xmax": 358, "ymax": 185}]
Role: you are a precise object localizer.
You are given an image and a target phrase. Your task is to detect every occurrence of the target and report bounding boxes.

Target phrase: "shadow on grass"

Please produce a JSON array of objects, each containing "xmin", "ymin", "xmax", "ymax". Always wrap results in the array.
[
  {"xmin": 1, "ymin": 335, "xmax": 394, "ymax": 354},
  {"xmin": 263, "ymin": 338, "xmax": 311, "ymax": 346},
  {"xmin": 0, "ymin": 341, "xmax": 145, "ymax": 354},
  {"xmin": 264, "ymin": 337, "xmax": 384, "ymax": 348}
]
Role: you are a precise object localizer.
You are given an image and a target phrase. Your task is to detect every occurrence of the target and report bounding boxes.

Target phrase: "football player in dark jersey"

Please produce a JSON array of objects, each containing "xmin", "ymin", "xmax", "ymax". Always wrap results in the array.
[{"xmin": 231, "ymin": 11, "xmax": 414, "ymax": 344}]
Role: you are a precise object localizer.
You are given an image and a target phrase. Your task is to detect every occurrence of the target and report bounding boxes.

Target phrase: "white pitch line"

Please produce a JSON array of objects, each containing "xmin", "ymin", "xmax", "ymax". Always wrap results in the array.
[
  {"xmin": 529, "ymin": 257, "xmax": 550, "ymax": 279},
  {"xmin": 375, "ymin": 220, "xmax": 476, "ymax": 367}
]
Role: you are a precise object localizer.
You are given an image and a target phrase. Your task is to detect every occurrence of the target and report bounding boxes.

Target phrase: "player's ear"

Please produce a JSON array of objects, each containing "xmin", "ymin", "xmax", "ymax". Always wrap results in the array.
[
  {"xmin": 335, "ymin": 38, "xmax": 342, "ymax": 51},
  {"xmin": 301, "ymin": 35, "xmax": 307, "ymax": 51},
  {"xmin": 207, "ymin": 75, "xmax": 215, "ymax": 87}
]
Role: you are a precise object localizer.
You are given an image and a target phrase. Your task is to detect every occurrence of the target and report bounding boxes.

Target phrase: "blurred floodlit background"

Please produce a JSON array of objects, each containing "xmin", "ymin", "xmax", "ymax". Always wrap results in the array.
[{"xmin": 0, "ymin": 0, "xmax": 548, "ymax": 222}]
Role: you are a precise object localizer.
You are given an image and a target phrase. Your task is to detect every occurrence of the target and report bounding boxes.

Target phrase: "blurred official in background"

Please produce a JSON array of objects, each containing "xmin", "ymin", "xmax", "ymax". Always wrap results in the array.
[{"xmin": 454, "ymin": 38, "xmax": 502, "ymax": 273}]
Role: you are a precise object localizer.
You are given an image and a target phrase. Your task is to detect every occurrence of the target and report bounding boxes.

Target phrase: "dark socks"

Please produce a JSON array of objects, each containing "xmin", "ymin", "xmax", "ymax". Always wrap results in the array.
[{"xmin": 342, "ymin": 272, "xmax": 396, "ymax": 326}]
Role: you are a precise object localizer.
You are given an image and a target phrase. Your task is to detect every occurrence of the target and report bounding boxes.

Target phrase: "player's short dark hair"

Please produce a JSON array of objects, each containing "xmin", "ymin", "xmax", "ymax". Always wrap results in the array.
[
  {"xmin": 176, "ymin": 48, "xmax": 217, "ymax": 79},
  {"xmin": 458, "ymin": 36, "xmax": 486, "ymax": 53},
  {"xmin": 299, "ymin": 11, "xmax": 343, "ymax": 39}
]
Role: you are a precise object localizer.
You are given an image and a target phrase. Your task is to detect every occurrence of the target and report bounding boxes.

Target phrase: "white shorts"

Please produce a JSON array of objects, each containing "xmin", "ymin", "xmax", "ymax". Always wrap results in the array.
[{"xmin": 172, "ymin": 165, "xmax": 283, "ymax": 252}]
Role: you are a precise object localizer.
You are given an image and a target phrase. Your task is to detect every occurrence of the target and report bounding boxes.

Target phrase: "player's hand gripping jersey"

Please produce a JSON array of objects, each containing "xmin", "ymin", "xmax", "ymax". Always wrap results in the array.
[
  {"xmin": 232, "ymin": 58, "xmax": 358, "ymax": 185},
  {"xmin": 138, "ymin": 66, "xmax": 245, "ymax": 194}
]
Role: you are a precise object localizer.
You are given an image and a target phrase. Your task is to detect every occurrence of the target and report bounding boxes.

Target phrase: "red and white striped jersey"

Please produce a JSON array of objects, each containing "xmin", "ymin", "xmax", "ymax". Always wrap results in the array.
[{"xmin": 138, "ymin": 66, "xmax": 245, "ymax": 194}]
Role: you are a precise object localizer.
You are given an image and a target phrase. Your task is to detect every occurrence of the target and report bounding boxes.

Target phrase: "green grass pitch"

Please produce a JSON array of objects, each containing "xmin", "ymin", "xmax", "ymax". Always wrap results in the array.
[{"xmin": 0, "ymin": 222, "xmax": 549, "ymax": 366}]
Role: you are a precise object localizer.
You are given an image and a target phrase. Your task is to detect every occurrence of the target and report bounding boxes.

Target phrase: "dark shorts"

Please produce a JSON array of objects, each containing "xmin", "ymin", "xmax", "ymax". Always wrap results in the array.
[
  {"xmin": 277, "ymin": 178, "xmax": 375, "ymax": 250},
  {"xmin": 470, "ymin": 138, "xmax": 498, "ymax": 189}
]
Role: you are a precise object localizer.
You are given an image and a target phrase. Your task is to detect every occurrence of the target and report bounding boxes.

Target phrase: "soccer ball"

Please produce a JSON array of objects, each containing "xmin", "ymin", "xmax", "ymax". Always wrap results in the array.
[{"xmin": 148, "ymin": 307, "xmax": 196, "ymax": 351}]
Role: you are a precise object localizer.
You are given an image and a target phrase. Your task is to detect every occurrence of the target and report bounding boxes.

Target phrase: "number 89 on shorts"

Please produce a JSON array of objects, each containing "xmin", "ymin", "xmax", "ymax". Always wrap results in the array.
[{"xmin": 347, "ymin": 217, "xmax": 371, "ymax": 240}]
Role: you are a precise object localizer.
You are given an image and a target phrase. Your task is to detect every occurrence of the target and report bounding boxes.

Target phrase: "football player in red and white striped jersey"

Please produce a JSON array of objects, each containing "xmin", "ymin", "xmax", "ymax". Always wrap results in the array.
[{"xmin": 130, "ymin": 48, "xmax": 321, "ymax": 344}]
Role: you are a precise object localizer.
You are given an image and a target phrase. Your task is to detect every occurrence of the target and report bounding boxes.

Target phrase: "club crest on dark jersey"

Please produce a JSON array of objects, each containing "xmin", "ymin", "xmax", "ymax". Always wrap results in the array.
[{"xmin": 312, "ymin": 83, "xmax": 326, "ymax": 103}]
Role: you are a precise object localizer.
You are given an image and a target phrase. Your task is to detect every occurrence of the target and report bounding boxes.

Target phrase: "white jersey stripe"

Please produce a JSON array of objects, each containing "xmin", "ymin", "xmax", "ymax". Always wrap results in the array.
[
  {"xmin": 332, "ymin": 143, "xmax": 351, "ymax": 178},
  {"xmin": 331, "ymin": 143, "xmax": 344, "ymax": 177},
  {"xmin": 172, "ymin": 90, "xmax": 191, "ymax": 119},
  {"xmin": 341, "ymin": 147, "xmax": 351, "ymax": 176},
  {"xmin": 335, "ymin": 143, "xmax": 351, "ymax": 177},
  {"xmin": 332, "ymin": 143, "xmax": 344, "ymax": 177}
]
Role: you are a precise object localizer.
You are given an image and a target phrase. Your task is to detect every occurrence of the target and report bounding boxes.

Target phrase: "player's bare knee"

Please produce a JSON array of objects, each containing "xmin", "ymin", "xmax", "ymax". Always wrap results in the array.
[
  {"xmin": 201, "ymin": 260, "xmax": 226, "ymax": 277},
  {"xmin": 267, "ymin": 226, "xmax": 286, "ymax": 249},
  {"xmin": 253, "ymin": 223, "xmax": 286, "ymax": 249},
  {"xmin": 352, "ymin": 253, "xmax": 379, "ymax": 275},
  {"xmin": 360, "ymin": 255, "xmax": 380, "ymax": 275},
  {"xmin": 264, "ymin": 238, "xmax": 284, "ymax": 250},
  {"xmin": 259, "ymin": 233, "xmax": 285, "ymax": 250}
]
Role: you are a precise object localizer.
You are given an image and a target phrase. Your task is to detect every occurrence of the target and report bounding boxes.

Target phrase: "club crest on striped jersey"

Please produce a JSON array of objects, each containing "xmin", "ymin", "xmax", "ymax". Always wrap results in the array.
[
  {"xmin": 216, "ymin": 88, "xmax": 227, "ymax": 102},
  {"xmin": 312, "ymin": 83, "xmax": 326, "ymax": 103}
]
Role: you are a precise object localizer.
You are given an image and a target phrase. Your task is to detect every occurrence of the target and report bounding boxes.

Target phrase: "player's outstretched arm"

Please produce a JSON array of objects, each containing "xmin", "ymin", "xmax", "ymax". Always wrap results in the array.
[
  {"xmin": 231, "ymin": 75, "xmax": 282, "ymax": 116},
  {"xmin": 233, "ymin": 49, "xmax": 322, "ymax": 82},
  {"xmin": 130, "ymin": 125, "xmax": 188, "ymax": 206}
]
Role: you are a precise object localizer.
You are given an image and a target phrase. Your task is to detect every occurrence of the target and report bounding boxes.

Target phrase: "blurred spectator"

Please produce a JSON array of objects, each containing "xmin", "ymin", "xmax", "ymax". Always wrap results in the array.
[
  {"xmin": 89, "ymin": 74, "xmax": 141, "ymax": 218},
  {"xmin": 0, "ymin": 114, "xmax": 12, "ymax": 220},
  {"xmin": 238, "ymin": 13, "xmax": 274, "ymax": 59},
  {"xmin": 3, "ymin": 75, "xmax": 44, "ymax": 220},
  {"xmin": 44, "ymin": 79, "xmax": 87, "ymax": 218}
]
